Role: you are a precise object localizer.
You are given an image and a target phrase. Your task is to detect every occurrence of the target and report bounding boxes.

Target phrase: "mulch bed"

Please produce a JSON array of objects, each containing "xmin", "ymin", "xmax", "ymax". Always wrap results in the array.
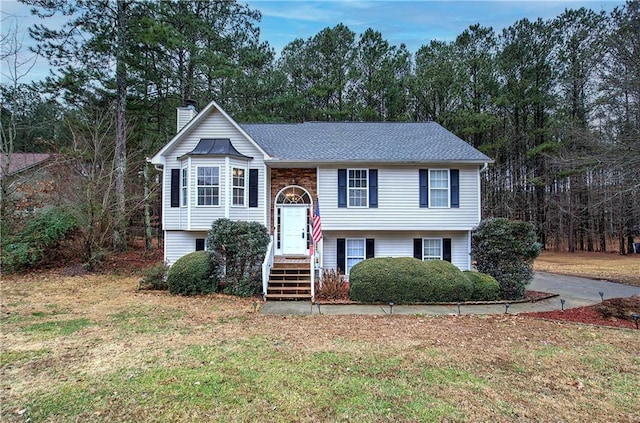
[{"xmin": 522, "ymin": 296, "xmax": 640, "ymax": 330}]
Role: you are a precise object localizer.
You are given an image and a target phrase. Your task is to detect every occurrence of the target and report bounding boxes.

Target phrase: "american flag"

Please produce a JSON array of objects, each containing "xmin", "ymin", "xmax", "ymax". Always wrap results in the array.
[{"xmin": 312, "ymin": 198, "xmax": 322, "ymax": 244}]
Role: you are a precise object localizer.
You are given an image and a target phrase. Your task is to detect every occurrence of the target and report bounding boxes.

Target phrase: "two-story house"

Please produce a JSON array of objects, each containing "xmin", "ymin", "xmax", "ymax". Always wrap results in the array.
[{"xmin": 149, "ymin": 100, "xmax": 492, "ymax": 300}]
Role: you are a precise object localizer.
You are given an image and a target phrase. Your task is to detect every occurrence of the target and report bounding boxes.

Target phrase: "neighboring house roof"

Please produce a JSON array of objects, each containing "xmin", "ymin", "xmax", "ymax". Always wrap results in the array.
[
  {"xmin": 240, "ymin": 122, "xmax": 493, "ymax": 164},
  {"xmin": 0, "ymin": 153, "xmax": 52, "ymax": 178}
]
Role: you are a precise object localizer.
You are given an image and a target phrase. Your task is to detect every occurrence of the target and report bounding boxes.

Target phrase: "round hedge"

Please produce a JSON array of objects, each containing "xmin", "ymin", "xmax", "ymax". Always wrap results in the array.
[
  {"xmin": 348, "ymin": 257, "xmax": 473, "ymax": 303},
  {"xmin": 167, "ymin": 251, "xmax": 217, "ymax": 296},
  {"xmin": 463, "ymin": 271, "xmax": 500, "ymax": 301}
]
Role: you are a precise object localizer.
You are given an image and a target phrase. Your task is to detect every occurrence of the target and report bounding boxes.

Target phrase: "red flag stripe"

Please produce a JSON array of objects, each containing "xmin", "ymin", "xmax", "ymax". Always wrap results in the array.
[{"xmin": 312, "ymin": 199, "xmax": 322, "ymax": 243}]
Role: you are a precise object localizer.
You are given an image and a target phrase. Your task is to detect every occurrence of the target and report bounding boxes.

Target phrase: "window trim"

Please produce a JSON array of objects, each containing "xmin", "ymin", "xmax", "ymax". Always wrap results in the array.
[
  {"xmin": 346, "ymin": 238, "xmax": 366, "ymax": 275},
  {"xmin": 181, "ymin": 167, "xmax": 188, "ymax": 207},
  {"xmin": 429, "ymin": 169, "xmax": 450, "ymax": 208},
  {"xmin": 422, "ymin": 238, "xmax": 443, "ymax": 261},
  {"xmin": 231, "ymin": 166, "xmax": 246, "ymax": 207},
  {"xmin": 347, "ymin": 168, "xmax": 369, "ymax": 208},
  {"xmin": 196, "ymin": 165, "xmax": 220, "ymax": 207}
]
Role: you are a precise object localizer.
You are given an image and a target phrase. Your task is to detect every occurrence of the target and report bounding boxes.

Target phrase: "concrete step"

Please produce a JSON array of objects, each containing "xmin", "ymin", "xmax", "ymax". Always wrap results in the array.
[{"xmin": 266, "ymin": 293, "xmax": 312, "ymax": 300}]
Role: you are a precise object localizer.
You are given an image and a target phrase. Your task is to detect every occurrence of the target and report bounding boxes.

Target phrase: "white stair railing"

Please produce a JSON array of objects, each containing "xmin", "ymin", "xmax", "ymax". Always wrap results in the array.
[
  {"xmin": 261, "ymin": 236, "xmax": 274, "ymax": 299},
  {"xmin": 310, "ymin": 252, "xmax": 315, "ymax": 301}
]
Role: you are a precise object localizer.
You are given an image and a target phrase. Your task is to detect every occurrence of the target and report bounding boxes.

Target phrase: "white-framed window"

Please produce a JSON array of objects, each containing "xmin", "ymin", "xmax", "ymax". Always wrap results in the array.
[
  {"xmin": 348, "ymin": 169, "xmax": 368, "ymax": 207},
  {"xmin": 422, "ymin": 238, "xmax": 443, "ymax": 261},
  {"xmin": 429, "ymin": 169, "xmax": 449, "ymax": 208},
  {"xmin": 346, "ymin": 238, "xmax": 366, "ymax": 274},
  {"xmin": 181, "ymin": 167, "xmax": 188, "ymax": 207},
  {"xmin": 232, "ymin": 167, "xmax": 246, "ymax": 207},
  {"xmin": 196, "ymin": 166, "xmax": 220, "ymax": 206}
]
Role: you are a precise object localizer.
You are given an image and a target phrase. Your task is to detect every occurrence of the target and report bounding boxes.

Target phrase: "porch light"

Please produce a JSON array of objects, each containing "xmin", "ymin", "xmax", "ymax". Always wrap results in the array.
[
  {"xmin": 560, "ymin": 298, "xmax": 566, "ymax": 311},
  {"xmin": 599, "ymin": 291, "xmax": 604, "ymax": 301},
  {"xmin": 632, "ymin": 313, "xmax": 639, "ymax": 330},
  {"xmin": 504, "ymin": 303, "xmax": 510, "ymax": 314},
  {"xmin": 388, "ymin": 301, "xmax": 394, "ymax": 314}
]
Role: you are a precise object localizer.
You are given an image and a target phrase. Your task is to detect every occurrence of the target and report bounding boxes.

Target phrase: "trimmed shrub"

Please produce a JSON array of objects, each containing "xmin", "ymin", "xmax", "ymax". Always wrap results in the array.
[
  {"xmin": 472, "ymin": 218, "xmax": 541, "ymax": 300},
  {"xmin": 423, "ymin": 260, "xmax": 473, "ymax": 302},
  {"xmin": 207, "ymin": 218, "xmax": 270, "ymax": 297},
  {"xmin": 464, "ymin": 271, "xmax": 500, "ymax": 301},
  {"xmin": 349, "ymin": 257, "xmax": 472, "ymax": 303},
  {"xmin": 167, "ymin": 251, "xmax": 216, "ymax": 296}
]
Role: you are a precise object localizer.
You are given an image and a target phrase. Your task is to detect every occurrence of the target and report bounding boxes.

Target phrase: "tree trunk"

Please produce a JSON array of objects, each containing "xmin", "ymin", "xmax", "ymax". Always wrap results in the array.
[
  {"xmin": 143, "ymin": 162, "xmax": 153, "ymax": 251},
  {"xmin": 113, "ymin": 0, "xmax": 128, "ymax": 251}
]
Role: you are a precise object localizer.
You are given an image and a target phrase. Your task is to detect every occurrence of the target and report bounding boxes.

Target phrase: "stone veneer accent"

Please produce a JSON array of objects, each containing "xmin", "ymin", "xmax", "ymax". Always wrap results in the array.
[{"xmin": 269, "ymin": 168, "xmax": 317, "ymax": 233}]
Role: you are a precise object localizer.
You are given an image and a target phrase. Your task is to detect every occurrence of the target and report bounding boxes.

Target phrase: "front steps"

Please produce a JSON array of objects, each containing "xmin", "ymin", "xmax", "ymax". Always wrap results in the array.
[{"xmin": 267, "ymin": 257, "xmax": 311, "ymax": 301}]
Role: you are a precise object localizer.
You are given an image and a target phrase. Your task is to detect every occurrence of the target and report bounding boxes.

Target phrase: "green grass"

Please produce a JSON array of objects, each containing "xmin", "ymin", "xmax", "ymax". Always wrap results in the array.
[
  {"xmin": 15, "ymin": 337, "xmax": 475, "ymax": 422},
  {"xmin": 108, "ymin": 307, "xmax": 186, "ymax": 334},
  {"xmin": 3, "ymin": 272, "xmax": 639, "ymax": 423},
  {"xmin": 23, "ymin": 318, "xmax": 92, "ymax": 338},
  {"xmin": 0, "ymin": 348, "xmax": 50, "ymax": 366}
]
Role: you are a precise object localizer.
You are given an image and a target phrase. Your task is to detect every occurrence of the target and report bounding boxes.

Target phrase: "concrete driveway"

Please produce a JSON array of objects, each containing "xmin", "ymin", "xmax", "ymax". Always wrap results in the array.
[
  {"xmin": 530, "ymin": 271, "xmax": 639, "ymax": 307},
  {"xmin": 260, "ymin": 272, "xmax": 640, "ymax": 316}
]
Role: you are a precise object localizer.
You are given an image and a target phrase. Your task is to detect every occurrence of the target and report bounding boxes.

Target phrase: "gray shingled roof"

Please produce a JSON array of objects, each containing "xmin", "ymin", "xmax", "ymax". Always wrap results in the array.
[{"xmin": 240, "ymin": 122, "xmax": 492, "ymax": 163}]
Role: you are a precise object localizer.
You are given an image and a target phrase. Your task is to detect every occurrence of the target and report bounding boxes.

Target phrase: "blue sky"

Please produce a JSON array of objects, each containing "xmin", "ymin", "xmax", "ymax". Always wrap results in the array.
[
  {"xmin": 1, "ymin": 0, "xmax": 624, "ymax": 83},
  {"xmin": 245, "ymin": 0, "xmax": 623, "ymax": 53}
]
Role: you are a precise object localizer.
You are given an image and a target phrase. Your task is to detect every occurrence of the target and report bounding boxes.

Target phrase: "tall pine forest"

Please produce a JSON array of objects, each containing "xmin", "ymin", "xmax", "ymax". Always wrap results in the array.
[{"xmin": 2, "ymin": 0, "xmax": 639, "ymax": 262}]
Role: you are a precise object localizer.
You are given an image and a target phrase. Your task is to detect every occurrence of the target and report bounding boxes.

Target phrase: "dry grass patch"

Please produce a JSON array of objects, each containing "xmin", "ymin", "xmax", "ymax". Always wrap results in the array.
[
  {"xmin": 1, "ymin": 271, "xmax": 639, "ymax": 422},
  {"xmin": 534, "ymin": 251, "xmax": 640, "ymax": 286}
]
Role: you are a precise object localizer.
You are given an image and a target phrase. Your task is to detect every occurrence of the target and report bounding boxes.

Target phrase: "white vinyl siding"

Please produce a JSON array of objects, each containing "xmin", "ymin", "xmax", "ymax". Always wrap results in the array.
[
  {"xmin": 161, "ymin": 109, "xmax": 267, "ymax": 231},
  {"xmin": 429, "ymin": 169, "xmax": 449, "ymax": 208},
  {"xmin": 196, "ymin": 166, "xmax": 220, "ymax": 206},
  {"xmin": 348, "ymin": 169, "xmax": 368, "ymax": 207},
  {"xmin": 346, "ymin": 238, "xmax": 365, "ymax": 274},
  {"xmin": 319, "ymin": 166, "xmax": 481, "ymax": 231},
  {"xmin": 164, "ymin": 231, "xmax": 209, "ymax": 265},
  {"xmin": 422, "ymin": 238, "xmax": 442, "ymax": 260},
  {"xmin": 323, "ymin": 231, "xmax": 471, "ymax": 272},
  {"xmin": 232, "ymin": 167, "xmax": 246, "ymax": 207}
]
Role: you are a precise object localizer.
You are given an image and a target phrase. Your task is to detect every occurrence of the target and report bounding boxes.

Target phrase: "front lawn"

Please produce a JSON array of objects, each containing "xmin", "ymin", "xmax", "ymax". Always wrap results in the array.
[{"xmin": 1, "ymin": 272, "xmax": 638, "ymax": 422}]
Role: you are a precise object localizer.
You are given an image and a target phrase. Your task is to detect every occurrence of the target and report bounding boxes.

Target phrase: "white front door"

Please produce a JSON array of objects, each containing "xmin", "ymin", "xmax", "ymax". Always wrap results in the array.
[{"xmin": 282, "ymin": 206, "xmax": 308, "ymax": 255}]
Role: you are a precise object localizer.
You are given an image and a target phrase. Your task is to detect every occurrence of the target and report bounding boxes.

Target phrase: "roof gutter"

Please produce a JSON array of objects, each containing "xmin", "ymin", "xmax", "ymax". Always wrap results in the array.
[{"xmin": 264, "ymin": 159, "xmax": 494, "ymax": 167}]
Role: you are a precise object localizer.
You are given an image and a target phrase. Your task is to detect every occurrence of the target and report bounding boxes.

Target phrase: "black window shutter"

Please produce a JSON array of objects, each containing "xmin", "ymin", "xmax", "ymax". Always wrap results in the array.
[
  {"xmin": 338, "ymin": 169, "xmax": 347, "ymax": 208},
  {"xmin": 413, "ymin": 238, "xmax": 422, "ymax": 259},
  {"xmin": 443, "ymin": 238, "xmax": 452, "ymax": 262},
  {"xmin": 195, "ymin": 238, "xmax": 205, "ymax": 251},
  {"xmin": 368, "ymin": 169, "xmax": 378, "ymax": 208},
  {"xmin": 366, "ymin": 238, "xmax": 375, "ymax": 259},
  {"xmin": 248, "ymin": 169, "xmax": 259, "ymax": 208},
  {"xmin": 419, "ymin": 169, "xmax": 429, "ymax": 208},
  {"xmin": 337, "ymin": 238, "xmax": 346, "ymax": 272},
  {"xmin": 450, "ymin": 169, "xmax": 459, "ymax": 208},
  {"xmin": 170, "ymin": 169, "xmax": 180, "ymax": 208}
]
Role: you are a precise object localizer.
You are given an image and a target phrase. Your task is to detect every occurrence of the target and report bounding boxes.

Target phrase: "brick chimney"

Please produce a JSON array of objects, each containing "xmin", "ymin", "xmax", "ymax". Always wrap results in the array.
[{"xmin": 176, "ymin": 100, "xmax": 198, "ymax": 133}]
